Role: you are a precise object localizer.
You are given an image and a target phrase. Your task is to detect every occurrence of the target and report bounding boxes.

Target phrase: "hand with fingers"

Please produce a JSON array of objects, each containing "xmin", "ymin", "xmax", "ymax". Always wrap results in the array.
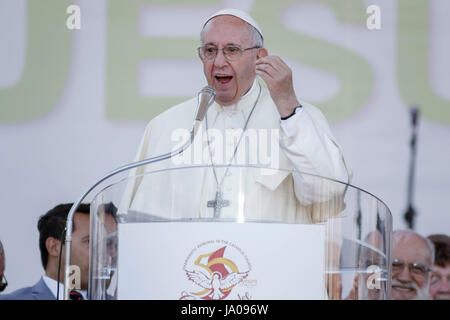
[{"xmin": 255, "ymin": 55, "xmax": 300, "ymax": 118}]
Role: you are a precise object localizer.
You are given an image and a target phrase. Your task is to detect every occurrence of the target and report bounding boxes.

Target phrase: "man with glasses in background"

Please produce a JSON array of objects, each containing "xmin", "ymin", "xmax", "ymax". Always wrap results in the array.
[
  {"xmin": 391, "ymin": 230, "xmax": 434, "ymax": 300},
  {"xmin": 122, "ymin": 9, "xmax": 350, "ymax": 222}
]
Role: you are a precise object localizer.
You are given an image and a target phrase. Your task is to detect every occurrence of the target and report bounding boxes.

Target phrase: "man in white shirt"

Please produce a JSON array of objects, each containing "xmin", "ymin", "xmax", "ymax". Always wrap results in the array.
[{"xmin": 121, "ymin": 9, "xmax": 350, "ymax": 223}]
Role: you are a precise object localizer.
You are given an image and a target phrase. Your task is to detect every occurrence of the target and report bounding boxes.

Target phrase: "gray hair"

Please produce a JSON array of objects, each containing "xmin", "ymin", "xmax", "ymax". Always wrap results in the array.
[
  {"xmin": 247, "ymin": 24, "xmax": 264, "ymax": 47},
  {"xmin": 393, "ymin": 229, "xmax": 435, "ymax": 265},
  {"xmin": 200, "ymin": 20, "xmax": 264, "ymax": 47},
  {"xmin": 0, "ymin": 240, "xmax": 4, "ymax": 257}
]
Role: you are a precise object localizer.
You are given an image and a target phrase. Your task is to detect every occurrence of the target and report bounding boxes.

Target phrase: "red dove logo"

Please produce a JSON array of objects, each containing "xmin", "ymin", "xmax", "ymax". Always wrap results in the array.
[{"xmin": 180, "ymin": 244, "xmax": 252, "ymax": 300}]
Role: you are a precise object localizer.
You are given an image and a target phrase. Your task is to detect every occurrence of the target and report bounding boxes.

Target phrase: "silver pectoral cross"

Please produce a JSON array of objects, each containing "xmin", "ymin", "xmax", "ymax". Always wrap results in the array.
[{"xmin": 207, "ymin": 191, "xmax": 230, "ymax": 218}]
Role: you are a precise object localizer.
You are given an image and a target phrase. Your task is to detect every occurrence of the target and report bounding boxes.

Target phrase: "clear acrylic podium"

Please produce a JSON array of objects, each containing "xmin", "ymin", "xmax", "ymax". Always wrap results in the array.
[{"xmin": 88, "ymin": 165, "xmax": 392, "ymax": 300}]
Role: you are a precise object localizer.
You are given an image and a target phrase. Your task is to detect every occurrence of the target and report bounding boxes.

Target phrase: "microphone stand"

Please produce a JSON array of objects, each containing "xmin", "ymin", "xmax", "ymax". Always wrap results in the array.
[
  {"xmin": 63, "ymin": 87, "xmax": 215, "ymax": 300},
  {"xmin": 403, "ymin": 107, "xmax": 419, "ymax": 230}
]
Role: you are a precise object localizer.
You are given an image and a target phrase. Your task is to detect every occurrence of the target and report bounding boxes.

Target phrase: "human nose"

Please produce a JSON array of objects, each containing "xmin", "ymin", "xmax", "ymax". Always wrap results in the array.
[
  {"xmin": 396, "ymin": 264, "xmax": 413, "ymax": 282},
  {"xmin": 213, "ymin": 48, "xmax": 228, "ymax": 67}
]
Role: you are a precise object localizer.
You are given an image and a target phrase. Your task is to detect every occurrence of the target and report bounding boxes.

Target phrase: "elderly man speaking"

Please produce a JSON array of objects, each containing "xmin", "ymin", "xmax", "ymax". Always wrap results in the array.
[{"xmin": 121, "ymin": 9, "xmax": 351, "ymax": 222}]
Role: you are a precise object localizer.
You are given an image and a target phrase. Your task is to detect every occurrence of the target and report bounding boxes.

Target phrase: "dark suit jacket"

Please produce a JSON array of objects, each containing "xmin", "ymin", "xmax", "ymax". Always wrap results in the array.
[{"xmin": 0, "ymin": 277, "xmax": 56, "ymax": 300}]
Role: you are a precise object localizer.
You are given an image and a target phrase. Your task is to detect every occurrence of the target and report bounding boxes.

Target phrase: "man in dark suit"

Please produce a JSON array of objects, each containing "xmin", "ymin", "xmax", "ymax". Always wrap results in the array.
[{"xmin": 0, "ymin": 203, "xmax": 92, "ymax": 300}]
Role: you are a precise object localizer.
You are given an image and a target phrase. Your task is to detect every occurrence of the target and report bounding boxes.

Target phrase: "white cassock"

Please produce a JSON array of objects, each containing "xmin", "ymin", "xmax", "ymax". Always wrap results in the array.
[{"xmin": 119, "ymin": 79, "xmax": 351, "ymax": 223}]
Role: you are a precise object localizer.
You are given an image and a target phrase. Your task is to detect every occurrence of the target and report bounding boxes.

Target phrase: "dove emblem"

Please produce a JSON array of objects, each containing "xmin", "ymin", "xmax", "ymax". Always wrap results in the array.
[
  {"xmin": 186, "ymin": 270, "xmax": 249, "ymax": 300},
  {"xmin": 180, "ymin": 243, "xmax": 253, "ymax": 300}
]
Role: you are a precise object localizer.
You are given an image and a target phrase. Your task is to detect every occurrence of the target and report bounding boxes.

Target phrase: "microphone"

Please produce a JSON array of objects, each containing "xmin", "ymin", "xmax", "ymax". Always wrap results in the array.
[
  {"xmin": 192, "ymin": 86, "xmax": 216, "ymax": 139},
  {"xmin": 195, "ymin": 86, "xmax": 216, "ymax": 122},
  {"xmin": 404, "ymin": 106, "xmax": 420, "ymax": 229},
  {"xmin": 62, "ymin": 86, "xmax": 215, "ymax": 300}
]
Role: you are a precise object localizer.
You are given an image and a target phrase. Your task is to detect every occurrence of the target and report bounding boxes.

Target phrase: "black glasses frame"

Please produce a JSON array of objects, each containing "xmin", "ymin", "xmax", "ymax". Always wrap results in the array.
[
  {"xmin": 392, "ymin": 259, "xmax": 432, "ymax": 278},
  {"xmin": 198, "ymin": 45, "xmax": 261, "ymax": 61}
]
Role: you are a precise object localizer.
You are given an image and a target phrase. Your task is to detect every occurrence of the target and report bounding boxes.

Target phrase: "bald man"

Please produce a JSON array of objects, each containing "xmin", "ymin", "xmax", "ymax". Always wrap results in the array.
[
  {"xmin": 121, "ymin": 9, "xmax": 350, "ymax": 223},
  {"xmin": 391, "ymin": 230, "xmax": 434, "ymax": 300}
]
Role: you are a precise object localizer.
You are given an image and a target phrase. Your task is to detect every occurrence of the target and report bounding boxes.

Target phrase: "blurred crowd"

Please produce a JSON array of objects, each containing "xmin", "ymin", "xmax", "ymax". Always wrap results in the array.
[{"xmin": 0, "ymin": 203, "xmax": 448, "ymax": 300}]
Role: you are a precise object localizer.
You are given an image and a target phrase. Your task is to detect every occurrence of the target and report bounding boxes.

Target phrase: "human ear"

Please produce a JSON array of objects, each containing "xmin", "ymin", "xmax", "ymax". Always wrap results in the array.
[
  {"xmin": 45, "ymin": 237, "xmax": 62, "ymax": 258},
  {"xmin": 257, "ymin": 47, "xmax": 268, "ymax": 59},
  {"xmin": 198, "ymin": 50, "xmax": 204, "ymax": 62}
]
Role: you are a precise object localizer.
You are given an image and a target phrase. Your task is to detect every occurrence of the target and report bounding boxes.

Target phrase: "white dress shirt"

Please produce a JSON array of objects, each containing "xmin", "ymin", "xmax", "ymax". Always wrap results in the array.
[{"xmin": 43, "ymin": 275, "xmax": 87, "ymax": 300}]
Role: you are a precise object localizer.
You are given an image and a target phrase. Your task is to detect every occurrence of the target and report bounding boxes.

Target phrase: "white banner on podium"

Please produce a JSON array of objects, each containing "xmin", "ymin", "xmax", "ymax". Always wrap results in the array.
[{"xmin": 118, "ymin": 222, "xmax": 325, "ymax": 300}]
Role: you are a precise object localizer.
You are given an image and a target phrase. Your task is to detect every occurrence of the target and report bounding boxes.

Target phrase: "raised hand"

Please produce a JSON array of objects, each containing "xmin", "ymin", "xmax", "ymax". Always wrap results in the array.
[{"xmin": 255, "ymin": 55, "xmax": 300, "ymax": 118}]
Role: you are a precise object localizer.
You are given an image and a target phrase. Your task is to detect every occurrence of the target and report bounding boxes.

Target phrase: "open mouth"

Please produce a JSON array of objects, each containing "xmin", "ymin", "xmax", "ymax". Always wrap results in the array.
[{"xmin": 215, "ymin": 75, "xmax": 233, "ymax": 84}]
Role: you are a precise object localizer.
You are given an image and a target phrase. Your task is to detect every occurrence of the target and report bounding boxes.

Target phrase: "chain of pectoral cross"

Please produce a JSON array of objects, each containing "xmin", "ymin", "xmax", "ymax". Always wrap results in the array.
[{"xmin": 206, "ymin": 83, "xmax": 262, "ymax": 218}]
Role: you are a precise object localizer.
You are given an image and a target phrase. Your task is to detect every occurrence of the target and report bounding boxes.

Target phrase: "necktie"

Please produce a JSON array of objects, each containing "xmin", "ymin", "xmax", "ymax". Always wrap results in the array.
[{"xmin": 69, "ymin": 290, "xmax": 84, "ymax": 300}]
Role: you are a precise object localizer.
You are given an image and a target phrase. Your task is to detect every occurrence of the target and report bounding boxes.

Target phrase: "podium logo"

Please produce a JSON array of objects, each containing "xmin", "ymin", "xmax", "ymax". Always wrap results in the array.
[{"xmin": 180, "ymin": 240, "xmax": 255, "ymax": 300}]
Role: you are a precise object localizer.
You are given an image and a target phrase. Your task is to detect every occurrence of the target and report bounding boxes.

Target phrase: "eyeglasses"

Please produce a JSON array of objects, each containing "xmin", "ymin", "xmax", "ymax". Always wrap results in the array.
[
  {"xmin": 0, "ymin": 275, "xmax": 7, "ymax": 292},
  {"xmin": 198, "ymin": 44, "xmax": 261, "ymax": 61},
  {"xmin": 392, "ymin": 259, "xmax": 432, "ymax": 278}
]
